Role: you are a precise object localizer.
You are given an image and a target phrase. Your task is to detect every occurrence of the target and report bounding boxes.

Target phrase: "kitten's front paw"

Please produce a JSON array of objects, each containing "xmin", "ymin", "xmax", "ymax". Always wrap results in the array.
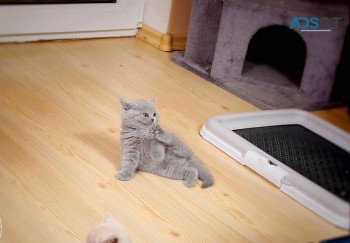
[
  {"xmin": 116, "ymin": 170, "xmax": 134, "ymax": 181},
  {"xmin": 154, "ymin": 127, "xmax": 165, "ymax": 140},
  {"xmin": 149, "ymin": 125, "xmax": 161, "ymax": 137},
  {"xmin": 149, "ymin": 127, "xmax": 157, "ymax": 137}
]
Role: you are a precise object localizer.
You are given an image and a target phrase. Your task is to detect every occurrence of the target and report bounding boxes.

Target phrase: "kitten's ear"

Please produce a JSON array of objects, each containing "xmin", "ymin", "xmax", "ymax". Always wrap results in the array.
[
  {"xmin": 120, "ymin": 98, "xmax": 131, "ymax": 111},
  {"xmin": 150, "ymin": 98, "xmax": 157, "ymax": 104}
]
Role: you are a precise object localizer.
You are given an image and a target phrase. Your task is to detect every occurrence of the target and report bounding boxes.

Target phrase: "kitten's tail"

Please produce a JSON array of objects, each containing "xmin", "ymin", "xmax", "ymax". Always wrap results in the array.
[{"xmin": 192, "ymin": 156, "xmax": 214, "ymax": 188}]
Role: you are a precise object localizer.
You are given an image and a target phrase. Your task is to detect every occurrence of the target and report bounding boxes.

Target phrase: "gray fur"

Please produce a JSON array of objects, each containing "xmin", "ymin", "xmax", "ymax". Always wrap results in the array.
[{"xmin": 116, "ymin": 98, "xmax": 214, "ymax": 188}]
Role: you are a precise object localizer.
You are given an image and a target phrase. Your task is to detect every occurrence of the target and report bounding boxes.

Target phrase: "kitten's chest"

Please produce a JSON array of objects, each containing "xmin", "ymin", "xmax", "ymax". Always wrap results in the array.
[
  {"xmin": 124, "ymin": 135, "xmax": 152, "ymax": 155},
  {"xmin": 137, "ymin": 136, "xmax": 152, "ymax": 153},
  {"xmin": 121, "ymin": 129, "xmax": 153, "ymax": 159}
]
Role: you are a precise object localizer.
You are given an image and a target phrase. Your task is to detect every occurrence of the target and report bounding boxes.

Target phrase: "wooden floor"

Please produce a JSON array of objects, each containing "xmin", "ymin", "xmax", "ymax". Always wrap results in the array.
[{"xmin": 0, "ymin": 37, "xmax": 349, "ymax": 242}]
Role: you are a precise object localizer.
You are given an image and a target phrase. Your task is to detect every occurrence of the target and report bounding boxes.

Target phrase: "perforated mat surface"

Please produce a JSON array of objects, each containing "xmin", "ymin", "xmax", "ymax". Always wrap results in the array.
[{"xmin": 233, "ymin": 125, "xmax": 350, "ymax": 203}]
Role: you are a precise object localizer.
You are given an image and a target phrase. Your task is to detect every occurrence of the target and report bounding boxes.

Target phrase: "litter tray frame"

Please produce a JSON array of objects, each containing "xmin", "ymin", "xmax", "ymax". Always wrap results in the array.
[{"xmin": 200, "ymin": 109, "xmax": 350, "ymax": 229}]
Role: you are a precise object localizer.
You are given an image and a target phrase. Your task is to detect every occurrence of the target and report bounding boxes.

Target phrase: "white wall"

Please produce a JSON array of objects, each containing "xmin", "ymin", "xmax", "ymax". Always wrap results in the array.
[
  {"xmin": 0, "ymin": 0, "xmax": 145, "ymax": 42},
  {"xmin": 142, "ymin": 0, "xmax": 172, "ymax": 33},
  {"xmin": 142, "ymin": 0, "xmax": 192, "ymax": 34}
]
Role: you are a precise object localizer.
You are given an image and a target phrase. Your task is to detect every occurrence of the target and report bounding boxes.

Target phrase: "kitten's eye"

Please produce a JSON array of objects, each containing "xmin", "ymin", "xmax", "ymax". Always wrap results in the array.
[
  {"xmin": 153, "ymin": 113, "xmax": 156, "ymax": 117},
  {"xmin": 143, "ymin": 113, "xmax": 149, "ymax": 117}
]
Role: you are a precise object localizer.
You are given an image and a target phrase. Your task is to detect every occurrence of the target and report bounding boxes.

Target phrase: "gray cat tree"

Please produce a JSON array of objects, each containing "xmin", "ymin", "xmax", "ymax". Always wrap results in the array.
[{"xmin": 172, "ymin": 0, "xmax": 349, "ymax": 110}]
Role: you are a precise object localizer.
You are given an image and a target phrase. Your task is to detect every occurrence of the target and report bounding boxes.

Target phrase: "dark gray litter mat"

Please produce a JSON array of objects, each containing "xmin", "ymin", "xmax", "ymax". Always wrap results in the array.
[{"xmin": 234, "ymin": 125, "xmax": 350, "ymax": 203}]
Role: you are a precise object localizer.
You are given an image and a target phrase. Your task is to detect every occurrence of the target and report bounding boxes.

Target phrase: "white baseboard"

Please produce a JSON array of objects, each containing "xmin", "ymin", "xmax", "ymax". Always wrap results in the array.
[{"xmin": 0, "ymin": 29, "xmax": 138, "ymax": 43}]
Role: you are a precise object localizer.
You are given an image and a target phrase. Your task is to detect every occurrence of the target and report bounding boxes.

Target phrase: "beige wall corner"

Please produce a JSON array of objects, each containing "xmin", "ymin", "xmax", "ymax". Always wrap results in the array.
[
  {"xmin": 136, "ymin": 25, "xmax": 187, "ymax": 52},
  {"xmin": 138, "ymin": 0, "xmax": 192, "ymax": 51},
  {"xmin": 167, "ymin": 0, "xmax": 193, "ymax": 34}
]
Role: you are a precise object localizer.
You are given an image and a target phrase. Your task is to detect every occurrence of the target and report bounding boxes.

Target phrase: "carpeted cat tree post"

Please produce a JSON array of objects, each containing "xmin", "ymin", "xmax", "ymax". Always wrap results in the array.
[
  {"xmin": 184, "ymin": 0, "xmax": 222, "ymax": 72},
  {"xmin": 172, "ymin": 0, "xmax": 349, "ymax": 110}
]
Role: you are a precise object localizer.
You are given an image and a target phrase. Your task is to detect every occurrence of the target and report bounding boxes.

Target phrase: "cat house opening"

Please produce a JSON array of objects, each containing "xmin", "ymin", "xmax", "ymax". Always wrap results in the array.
[{"xmin": 242, "ymin": 25, "xmax": 307, "ymax": 88}]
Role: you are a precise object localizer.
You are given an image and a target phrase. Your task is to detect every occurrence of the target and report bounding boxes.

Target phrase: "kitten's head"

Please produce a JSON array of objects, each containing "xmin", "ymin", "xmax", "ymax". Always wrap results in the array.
[{"xmin": 120, "ymin": 98, "xmax": 159, "ymax": 128}]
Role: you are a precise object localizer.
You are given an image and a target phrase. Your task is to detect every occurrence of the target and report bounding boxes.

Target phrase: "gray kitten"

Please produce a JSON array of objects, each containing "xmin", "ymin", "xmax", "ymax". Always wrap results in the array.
[{"xmin": 116, "ymin": 98, "xmax": 214, "ymax": 188}]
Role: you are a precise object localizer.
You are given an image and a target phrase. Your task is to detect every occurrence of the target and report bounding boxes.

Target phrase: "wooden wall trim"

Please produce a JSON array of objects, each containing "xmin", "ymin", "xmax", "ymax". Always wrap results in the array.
[{"xmin": 136, "ymin": 25, "xmax": 187, "ymax": 52}]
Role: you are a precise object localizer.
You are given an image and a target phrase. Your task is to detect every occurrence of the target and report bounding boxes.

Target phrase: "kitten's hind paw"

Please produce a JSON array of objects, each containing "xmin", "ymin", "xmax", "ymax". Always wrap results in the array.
[
  {"xmin": 201, "ymin": 178, "xmax": 214, "ymax": 188},
  {"xmin": 184, "ymin": 168, "xmax": 198, "ymax": 188},
  {"xmin": 150, "ymin": 150, "xmax": 165, "ymax": 162},
  {"xmin": 116, "ymin": 170, "xmax": 134, "ymax": 181}
]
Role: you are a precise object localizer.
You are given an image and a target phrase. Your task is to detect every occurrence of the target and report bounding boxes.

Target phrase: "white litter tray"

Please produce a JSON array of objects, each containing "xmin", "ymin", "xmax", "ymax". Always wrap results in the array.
[{"xmin": 200, "ymin": 109, "xmax": 350, "ymax": 229}]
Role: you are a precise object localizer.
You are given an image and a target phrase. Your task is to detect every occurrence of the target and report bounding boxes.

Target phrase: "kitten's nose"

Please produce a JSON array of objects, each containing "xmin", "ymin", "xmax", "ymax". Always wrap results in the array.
[{"xmin": 151, "ymin": 118, "xmax": 154, "ymax": 122}]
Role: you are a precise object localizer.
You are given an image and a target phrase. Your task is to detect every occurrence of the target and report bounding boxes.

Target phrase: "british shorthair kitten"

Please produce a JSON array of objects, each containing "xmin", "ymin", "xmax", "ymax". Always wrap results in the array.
[{"xmin": 116, "ymin": 98, "xmax": 214, "ymax": 188}]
